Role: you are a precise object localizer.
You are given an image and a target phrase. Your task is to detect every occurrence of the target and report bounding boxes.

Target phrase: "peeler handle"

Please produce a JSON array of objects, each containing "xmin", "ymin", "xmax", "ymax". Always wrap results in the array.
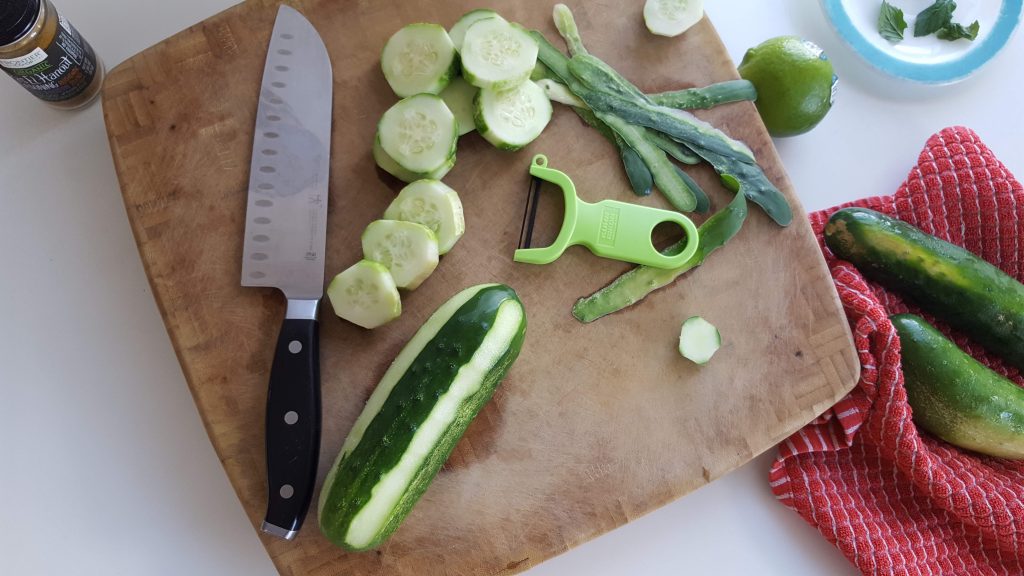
[{"xmin": 573, "ymin": 199, "xmax": 699, "ymax": 269}]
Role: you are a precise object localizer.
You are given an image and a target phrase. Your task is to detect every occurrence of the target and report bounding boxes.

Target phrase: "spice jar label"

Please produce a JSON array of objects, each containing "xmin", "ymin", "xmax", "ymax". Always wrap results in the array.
[{"xmin": 0, "ymin": 47, "xmax": 48, "ymax": 69}]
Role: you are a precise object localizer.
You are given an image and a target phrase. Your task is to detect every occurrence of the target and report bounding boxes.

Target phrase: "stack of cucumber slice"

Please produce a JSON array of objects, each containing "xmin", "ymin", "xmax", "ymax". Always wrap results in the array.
[
  {"xmin": 327, "ymin": 180, "xmax": 466, "ymax": 329},
  {"xmin": 373, "ymin": 10, "xmax": 553, "ymax": 182}
]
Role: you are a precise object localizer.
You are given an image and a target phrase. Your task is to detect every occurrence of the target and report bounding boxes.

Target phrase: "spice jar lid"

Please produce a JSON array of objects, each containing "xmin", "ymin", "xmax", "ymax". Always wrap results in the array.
[{"xmin": 0, "ymin": 0, "xmax": 40, "ymax": 47}]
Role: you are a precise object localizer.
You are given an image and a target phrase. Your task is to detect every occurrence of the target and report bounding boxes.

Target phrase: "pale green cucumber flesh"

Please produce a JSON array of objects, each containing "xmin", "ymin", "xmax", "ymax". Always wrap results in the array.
[
  {"xmin": 449, "ymin": 9, "xmax": 505, "ymax": 52},
  {"xmin": 644, "ymin": 0, "xmax": 704, "ymax": 37},
  {"xmin": 460, "ymin": 19, "xmax": 538, "ymax": 90},
  {"xmin": 892, "ymin": 313, "xmax": 1024, "ymax": 459},
  {"xmin": 326, "ymin": 260, "xmax": 402, "ymax": 329},
  {"xmin": 378, "ymin": 94, "xmax": 458, "ymax": 174},
  {"xmin": 678, "ymin": 316, "xmax": 720, "ymax": 364},
  {"xmin": 475, "ymin": 81, "xmax": 552, "ymax": 150},
  {"xmin": 317, "ymin": 284, "xmax": 527, "ymax": 550},
  {"xmin": 384, "ymin": 179, "xmax": 465, "ymax": 255},
  {"xmin": 381, "ymin": 23, "xmax": 458, "ymax": 97},
  {"xmin": 374, "ymin": 137, "xmax": 456, "ymax": 183},
  {"xmin": 361, "ymin": 220, "xmax": 439, "ymax": 290},
  {"xmin": 440, "ymin": 76, "xmax": 479, "ymax": 136}
]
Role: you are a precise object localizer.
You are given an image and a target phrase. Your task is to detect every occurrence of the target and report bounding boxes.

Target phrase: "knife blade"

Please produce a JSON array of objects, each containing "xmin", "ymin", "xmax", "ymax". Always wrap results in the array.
[{"xmin": 240, "ymin": 4, "xmax": 333, "ymax": 541}]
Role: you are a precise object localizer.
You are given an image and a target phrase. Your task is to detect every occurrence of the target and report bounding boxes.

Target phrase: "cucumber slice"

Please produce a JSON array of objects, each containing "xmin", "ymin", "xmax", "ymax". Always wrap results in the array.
[
  {"xmin": 474, "ymin": 80, "xmax": 552, "ymax": 151},
  {"xmin": 678, "ymin": 316, "xmax": 720, "ymax": 364},
  {"xmin": 318, "ymin": 284, "xmax": 527, "ymax": 551},
  {"xmin": 384, "ymin": 180, "xmax": 465, "ymax": 255},
  {"xmin": 327, "ymin": 260, "xmax": 402, "ymax": 329},
  {"xmin": 460, "ymin": 18, "xmax": 538, "ymax": 90},
  {"xmin": 361, "ymin": 220, "xmax": 439, "ymax": 290},
  {"xmin": 644, "ymin": 0, "xmax": 704, "ymax": 38},
  {"xmin": 381, "ymin": 23, "xmax": 458, "ymax": 98},
  {"xmin": 378, "ymin": 94, "xmax": 458, "ymax": 174},
  {"xmin": 440, "ymin": 76, "xmax": 479, "ymax": 136},
  {"xmin": 372, "ymin": 136, "xmax": 454, "ymax": 183},
  {"xmin": 448, "ymin": 9, "xmax": 506, "ymax": 52}
]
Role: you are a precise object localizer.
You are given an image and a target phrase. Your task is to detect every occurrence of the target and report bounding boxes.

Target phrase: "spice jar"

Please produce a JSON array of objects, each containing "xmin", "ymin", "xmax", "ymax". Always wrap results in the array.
[{"xmin": 0, "ymin": 0, "xmax": 104, "ymax": 109}]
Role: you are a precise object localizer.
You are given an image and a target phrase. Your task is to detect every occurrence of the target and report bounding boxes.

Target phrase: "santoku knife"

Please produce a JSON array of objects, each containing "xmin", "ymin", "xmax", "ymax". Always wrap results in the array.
[{"xmin": 240, "ymin": 5, "xmax": 333, "ymax": 541}]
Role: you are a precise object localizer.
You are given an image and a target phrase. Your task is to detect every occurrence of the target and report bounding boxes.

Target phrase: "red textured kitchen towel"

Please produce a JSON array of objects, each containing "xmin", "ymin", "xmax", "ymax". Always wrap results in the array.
[{"xmin": 769, "ymin": 126, "xmax": 1024, "ymax": 576}]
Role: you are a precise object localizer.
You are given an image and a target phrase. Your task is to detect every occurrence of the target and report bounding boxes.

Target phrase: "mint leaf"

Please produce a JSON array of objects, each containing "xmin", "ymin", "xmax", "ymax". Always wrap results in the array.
[
  {"xmin": 914, "ymin": 0, "xmax": 956, "ymax": 37},
  {"xmin": 878, "ymin": 1, "xmax": 908, "ymax": 42},
  {"xmin": 936, "ymin": 19, "xmax": 980, "ymax": 41}
]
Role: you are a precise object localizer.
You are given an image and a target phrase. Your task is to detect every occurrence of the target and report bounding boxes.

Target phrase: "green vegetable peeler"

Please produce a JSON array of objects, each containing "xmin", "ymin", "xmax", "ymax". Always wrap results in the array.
[{"xmin": 515, "ymin": 154, "xmax": 699, "ymax": 269}]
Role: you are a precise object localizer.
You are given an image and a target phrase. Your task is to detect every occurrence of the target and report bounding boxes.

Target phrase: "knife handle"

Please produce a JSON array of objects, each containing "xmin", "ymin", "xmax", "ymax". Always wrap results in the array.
[{"xmin": 261, "ymin": 306, "xmax": 321, "ymax": 540}]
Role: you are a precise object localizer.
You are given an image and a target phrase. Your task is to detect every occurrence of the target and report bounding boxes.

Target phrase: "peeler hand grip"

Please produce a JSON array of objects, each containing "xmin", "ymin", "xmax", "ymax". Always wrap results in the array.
[
  {"xmin": 514, "ymin": 154, "xmax": 699, "ymax": 270},
  {"xmin": 575, "ymin": 199, "xmax": 699, "ymax": 269}
]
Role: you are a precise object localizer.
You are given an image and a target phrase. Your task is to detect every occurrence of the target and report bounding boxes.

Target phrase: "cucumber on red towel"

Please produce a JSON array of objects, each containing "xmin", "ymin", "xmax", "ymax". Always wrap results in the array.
[{"xmin": 770, "ymin": 126, "xmax": 1024, "ymax": 575}]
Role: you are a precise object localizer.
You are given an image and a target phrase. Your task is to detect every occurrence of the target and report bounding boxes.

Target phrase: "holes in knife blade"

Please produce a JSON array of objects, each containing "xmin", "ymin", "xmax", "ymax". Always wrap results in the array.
[
  {"xmin": 261, "ymin": 149, "xmax": 278, "ymax": 156},
  {"xmin": 257, "ymin": 183, "xmax": 274, "ymax": 191},
  {"xmin": 254, "ymin": 217, "xmax": 271, "ymax": 224},
  {"xmin": 271, "ymin": 81, "xmax": 286, "ymax": 89},
  {"xmin": 264, "ymin": 131, "xmax": 280, "ymax": 139},
  {"xmin": 280, "ymin": 33, "xmax": 294, "ymax": 40},
  {"xmin": 269, "ymin": 97, "xmax": 283, "ymax": 105},
  {"xmin": 259, "ymin": 166, "xmax": 276, "ymax": 174},
  {"xmin": 266, "ymin": 114, "xmax": 281, "ymax": 122},
  {"xmin": 279, "ymin": 484, "xmax": 295, "ymax": 499},
  {"xmin": 249, "ymin": 271, "xmax": 267, "ymax": 279},
  {"xmin": 251, "ymin": 252, "xmax": 269, "ymax": 261},
  {"xmin": 253, "ymin": 234, "xmax": 270, "ymax": 242},
  {"xmin": 274, "ymin": 65, "xmax": 289, "ymax": 72},
  {"xmin": 277, "ymin": 49, "xmax": 293, "ymax": 56},
  {"xmin": 255, "ymin": 199, "xmax": 273, "ymax": 207}
]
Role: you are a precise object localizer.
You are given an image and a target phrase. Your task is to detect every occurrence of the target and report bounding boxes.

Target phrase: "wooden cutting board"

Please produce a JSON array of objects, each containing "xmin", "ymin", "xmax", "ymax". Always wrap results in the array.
[{"xmin": 102, "ymin": 1, "xmax": 858, "ymax": 574}]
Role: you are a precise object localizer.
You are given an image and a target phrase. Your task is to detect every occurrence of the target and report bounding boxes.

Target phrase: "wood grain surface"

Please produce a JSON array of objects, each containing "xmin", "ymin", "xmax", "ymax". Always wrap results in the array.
[{"xmin": 102, "ymin": 1, "xmax": 859, "ymax": 574}]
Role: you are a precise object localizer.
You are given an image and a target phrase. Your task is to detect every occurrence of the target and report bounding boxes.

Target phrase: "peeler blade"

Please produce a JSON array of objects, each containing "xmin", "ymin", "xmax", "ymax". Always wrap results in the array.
[{"xmin": 518, "ymin": 175, "xmax": 543, "ymax": 250}]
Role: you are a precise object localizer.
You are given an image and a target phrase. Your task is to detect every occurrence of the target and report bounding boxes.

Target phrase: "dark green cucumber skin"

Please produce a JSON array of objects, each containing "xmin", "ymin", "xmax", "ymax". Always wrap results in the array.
[
  {"xmin": 892, "ymin": 314, "xmax": 1024, "ymax": 459},
  {"xmin": 826, "ymin": 207, "xmax": 1024, "ymax": 371},
  {"xmin": 319, "ymin": 285, "xmax": 526, "ymax": 550}
]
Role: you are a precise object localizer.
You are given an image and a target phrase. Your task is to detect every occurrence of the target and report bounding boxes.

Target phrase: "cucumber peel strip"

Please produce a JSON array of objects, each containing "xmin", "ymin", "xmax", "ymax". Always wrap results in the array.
[
  {"xmin": 532, "ymin": 6, "xmax": 791, "ymax": 226},
  {"xmin": 572, "ymin": 187, "xmax": 748, "ymax": 323}
]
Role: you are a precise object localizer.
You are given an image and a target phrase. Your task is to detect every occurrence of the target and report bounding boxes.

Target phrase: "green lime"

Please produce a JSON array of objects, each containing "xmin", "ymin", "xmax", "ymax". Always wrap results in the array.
[{"xmin": 737, "ymin": 36, "xmax": 838, "ymax": 137}]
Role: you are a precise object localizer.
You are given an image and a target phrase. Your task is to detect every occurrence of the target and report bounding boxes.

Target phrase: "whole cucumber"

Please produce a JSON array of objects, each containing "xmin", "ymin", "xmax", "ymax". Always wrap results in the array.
[
  {"xmin": 318, "ymin": 284, "xmax": 527, "ymax": 551},
  {"xmin": 892, "ymin": 314, "xmax": 1024, "ymax": 459},
  {"xmin": 825, "ymin": 207, "xmax": 1024, "ymax": 371}
]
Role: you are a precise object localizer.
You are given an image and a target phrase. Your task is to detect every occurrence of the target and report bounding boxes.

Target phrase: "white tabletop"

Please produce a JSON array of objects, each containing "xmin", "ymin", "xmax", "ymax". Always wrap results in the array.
[{"xmin": 2, "ymin": 1, "xmax": 1020, "ymax": 574}]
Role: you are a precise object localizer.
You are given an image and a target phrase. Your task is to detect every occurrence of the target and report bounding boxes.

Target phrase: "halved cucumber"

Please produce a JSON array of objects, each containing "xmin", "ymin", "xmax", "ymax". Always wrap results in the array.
[
  {"xmin": 384, "ymin": 180, "xmax": 465, "ymax": 255},
  {"xmin": 460, "ymin": 18, "xmax": 538, "ymax": 90},
  {"xmin": 440, "ymin": 76, "xmax": 479, "ymax": 136},
  {"xmin": 318, "ymin": 284, "xmax": 527, "ymax": 551},
  {"xmin": 678, "ymin": 316, "xmax": 720, "ymax": 364},
  {"xmin": 474, "ymin": 80, "xmax": 552, "ymax": 151},
  {"xmin": 361, "ymin": 220, "xmax": 439, "ymax": 290},
  {"xmin": 378, "ymin": 94, "xmax": 458, "ymax": 174},
  {"xmin": 327, "ymin": 260, "xmax": 401, "ymax": 329},
  {"xmin": 644, "ymin": 0, "xmax": 704, "ymax": 37},
  {"xmin": 372, "ymin": 136, "xmax": 454, "ymax": 184},
  {"xmin": 448, "ymin": 9, "xmax": 506, "ymax": 52},
  {"xmin": 381, "ymin": 23, "xmax": 458, "ymax": 97}
]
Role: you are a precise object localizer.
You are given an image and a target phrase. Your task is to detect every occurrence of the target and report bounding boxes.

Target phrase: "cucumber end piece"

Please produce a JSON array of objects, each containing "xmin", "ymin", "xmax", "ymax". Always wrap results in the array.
[
  {"xmin": 643, "ymin": 0, "xmax": 705, "ymax": 37},
  {"xmin": 327, "ymin": 260, "xmax": 402, "ymax": 329},
  {"xmin": 678, "ymin": 315, "xmax": 720, "ymax": 364}
]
